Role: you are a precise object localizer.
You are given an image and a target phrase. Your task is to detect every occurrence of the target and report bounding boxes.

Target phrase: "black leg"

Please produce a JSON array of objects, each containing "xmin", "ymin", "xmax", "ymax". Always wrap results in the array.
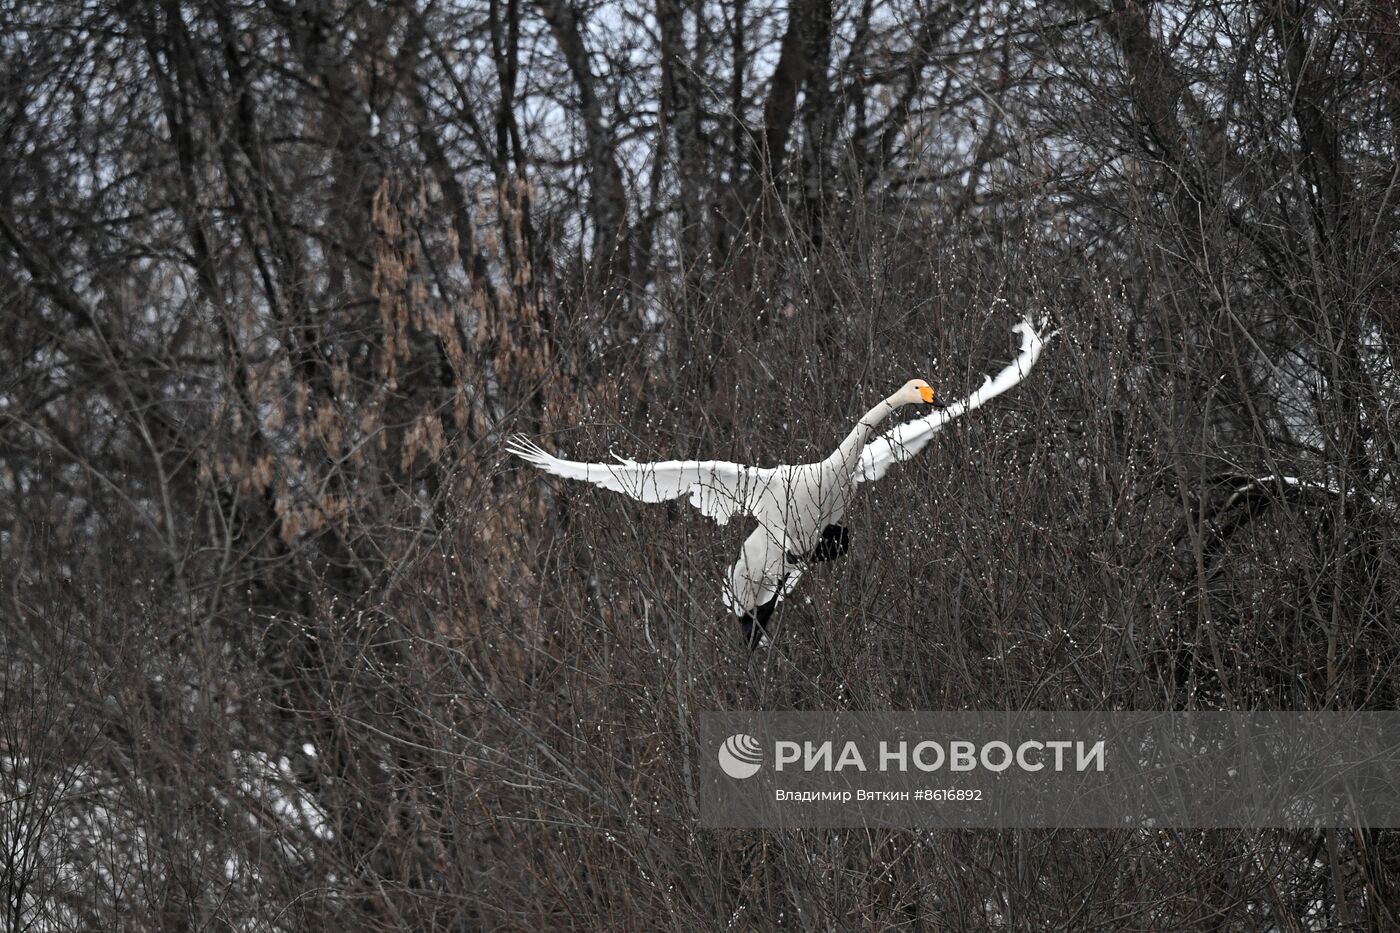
[
  {"xmin": 786, "ymin": 525, "xmax": 851, "ymax": 565},
  {"xmin": 738, "ymin": 612, "xmax": 765, "ymax": 649},
  {"xmin": 809, "ymin": 524, "xmax": 850, "ymax": 563},
  {"xmin": 738, "ymin": 578, "xmax": 787, "ymax": 649}
]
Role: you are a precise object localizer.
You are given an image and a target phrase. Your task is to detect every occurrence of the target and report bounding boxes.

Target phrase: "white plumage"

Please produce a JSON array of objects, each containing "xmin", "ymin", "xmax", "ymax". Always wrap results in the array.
[{"xmin": 507, "ymin": 318, "xmax": 1049, "ymax": 647}]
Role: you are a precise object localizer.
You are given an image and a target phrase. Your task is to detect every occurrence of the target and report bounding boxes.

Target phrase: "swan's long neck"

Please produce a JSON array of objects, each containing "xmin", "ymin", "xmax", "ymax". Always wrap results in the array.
[{"xmin": 830, "ymin": 394, "xmax": 901, "ymax": 472}]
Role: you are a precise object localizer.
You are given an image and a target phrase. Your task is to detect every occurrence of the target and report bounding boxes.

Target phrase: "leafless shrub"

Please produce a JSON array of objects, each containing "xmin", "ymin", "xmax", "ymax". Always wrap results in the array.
[{"xmin": 2, "ymin": 0, "xmax": 1397, "ymax": 928}]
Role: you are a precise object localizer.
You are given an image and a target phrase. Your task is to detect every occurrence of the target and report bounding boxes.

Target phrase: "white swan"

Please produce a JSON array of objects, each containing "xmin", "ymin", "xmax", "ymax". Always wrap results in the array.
[{"xmin": 507, "ymin": 319, "xmax": 1049, "ymax": 648}]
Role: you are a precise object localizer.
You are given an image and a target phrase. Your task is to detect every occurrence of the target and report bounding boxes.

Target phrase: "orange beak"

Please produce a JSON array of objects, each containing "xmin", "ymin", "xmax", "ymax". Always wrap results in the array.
[{"xmin": 919, "ymin": 385, "xmax": 936, "ymax": 404}]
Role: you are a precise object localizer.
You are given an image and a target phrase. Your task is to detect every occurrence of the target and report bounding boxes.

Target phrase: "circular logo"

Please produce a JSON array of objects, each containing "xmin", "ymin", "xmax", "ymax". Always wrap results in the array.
[{"xmin": 718, "ymin": 733, "xmax": 763, "ymax": 779}]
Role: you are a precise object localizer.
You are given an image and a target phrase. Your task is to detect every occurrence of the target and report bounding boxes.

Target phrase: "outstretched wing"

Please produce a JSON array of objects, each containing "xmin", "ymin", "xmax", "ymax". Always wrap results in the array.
[
  {"xmin": 506, "ymin": 435, "xmax": 772, "ymax": 526},
  {"xmin": 855, "ymin": 318, "xmax": 1052, "ymax": 484}
]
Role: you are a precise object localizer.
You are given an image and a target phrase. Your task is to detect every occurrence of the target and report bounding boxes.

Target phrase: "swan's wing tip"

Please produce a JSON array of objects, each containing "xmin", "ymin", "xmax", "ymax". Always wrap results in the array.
[
  {"xmin": 504, "ymin": 434, "xmax": 550, "ymax": 463},
  {"xmin": 1013, "ymin": 315, "xmax": 1054, "ymax": 333}
]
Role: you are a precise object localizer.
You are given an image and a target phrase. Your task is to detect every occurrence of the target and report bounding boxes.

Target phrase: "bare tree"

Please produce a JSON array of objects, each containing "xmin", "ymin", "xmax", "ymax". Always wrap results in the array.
[{"xmin": 2, "ymin": 0, "xmax": 1397, "ymax": 927}]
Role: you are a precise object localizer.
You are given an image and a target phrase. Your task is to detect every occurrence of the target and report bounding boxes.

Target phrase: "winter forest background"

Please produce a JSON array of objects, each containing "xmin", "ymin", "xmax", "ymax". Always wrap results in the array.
[{"xmin": 3, "ymin": 0, "xmax": 1399, "ymax": 928}]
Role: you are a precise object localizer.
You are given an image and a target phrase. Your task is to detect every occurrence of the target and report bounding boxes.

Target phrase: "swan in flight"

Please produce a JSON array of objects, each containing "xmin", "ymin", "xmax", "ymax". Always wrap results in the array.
[{"xmin": 508, "ymin": 319, "xmax": 1049, "ymax": 648}]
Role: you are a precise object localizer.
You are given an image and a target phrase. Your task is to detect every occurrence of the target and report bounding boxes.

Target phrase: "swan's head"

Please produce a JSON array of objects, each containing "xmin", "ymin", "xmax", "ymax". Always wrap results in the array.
[{"xmin": 894, "ymin": 378, "xmax": 941, "ymax": 408}]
